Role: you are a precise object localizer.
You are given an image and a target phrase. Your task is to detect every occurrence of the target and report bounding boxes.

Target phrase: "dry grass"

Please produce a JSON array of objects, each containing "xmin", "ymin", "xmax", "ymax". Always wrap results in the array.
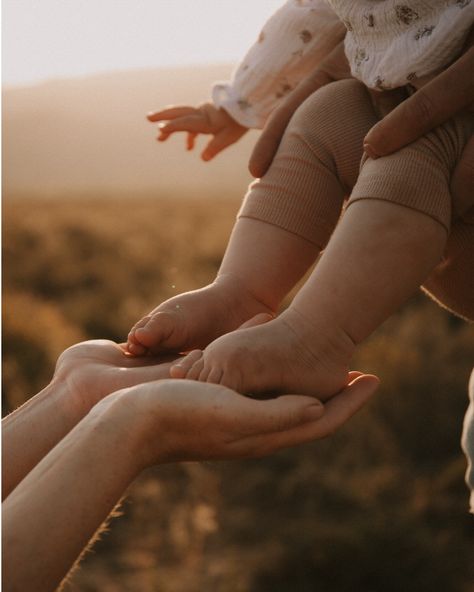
[{"xmin": 3, "ymin": 195, "xmax": 474, "ymax": 592}]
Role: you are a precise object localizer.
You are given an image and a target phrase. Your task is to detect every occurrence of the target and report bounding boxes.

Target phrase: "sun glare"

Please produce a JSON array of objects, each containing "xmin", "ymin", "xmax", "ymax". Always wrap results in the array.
[{"xmin": 3, "ymin": 0, "xmax": 283, "ymax": 86}]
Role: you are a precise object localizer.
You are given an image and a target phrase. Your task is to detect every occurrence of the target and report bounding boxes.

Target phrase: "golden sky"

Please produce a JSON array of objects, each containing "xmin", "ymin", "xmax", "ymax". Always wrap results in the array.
[{"xmin": 3, "ymin": 0, "xmax": 284, "ymax": 86}]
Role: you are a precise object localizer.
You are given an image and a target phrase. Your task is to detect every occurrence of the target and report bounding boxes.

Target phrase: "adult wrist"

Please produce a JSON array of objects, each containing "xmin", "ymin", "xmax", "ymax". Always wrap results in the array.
[
  {"xmin": 89, "ymin": 385, "xmax": 169, "ymax": 472},
  {"xmin": 51, "ymin": 372, "xmax": 100, "ymax": 424}
]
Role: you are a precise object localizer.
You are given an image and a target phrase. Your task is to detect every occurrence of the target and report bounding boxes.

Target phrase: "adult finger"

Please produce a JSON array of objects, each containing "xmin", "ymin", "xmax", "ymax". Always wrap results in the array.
[
  {"xmin": 241, "ymin": 374, "xmax": 379, "ymax": 455},
  {"xmin": 201, "ymin": 127, "xmax": 247, "ymax": 161},
  {"xmin": 147, "ymin": 106, "xmax": 197, "ymax": 122},
  {"xmin": 451, "ymin": 134, "xmax": 474, "ymax": 217},
  {"xmin": 233, "ymin": 394, "xmax": 325, "ymax": 437},
  {"xmin": 364, "ymin": 46, "xmax": 474, "ymax": 158}
]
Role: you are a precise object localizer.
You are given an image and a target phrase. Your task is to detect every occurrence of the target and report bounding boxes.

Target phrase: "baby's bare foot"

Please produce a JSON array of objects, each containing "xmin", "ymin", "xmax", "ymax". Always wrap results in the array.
[
  {"xmin": 127, "ymin": 275, "xmax": 273, "ymax": 355},
  {"xmin": 169, "ymin": 309, "xmax": 355, "ymax": 400}
]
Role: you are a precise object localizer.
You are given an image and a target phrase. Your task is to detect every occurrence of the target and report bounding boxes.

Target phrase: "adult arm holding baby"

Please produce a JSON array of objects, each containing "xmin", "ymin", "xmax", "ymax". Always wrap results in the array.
[{"xmin": 2, "ymin": 337, "xmax": 378, "ymax": 592}]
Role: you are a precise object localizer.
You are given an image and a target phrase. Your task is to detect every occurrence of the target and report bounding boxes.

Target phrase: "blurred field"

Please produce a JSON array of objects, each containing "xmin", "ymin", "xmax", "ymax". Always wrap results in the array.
[{"xmin": 3, "ymin": 195, "xmax": 474, "ymax": 592}]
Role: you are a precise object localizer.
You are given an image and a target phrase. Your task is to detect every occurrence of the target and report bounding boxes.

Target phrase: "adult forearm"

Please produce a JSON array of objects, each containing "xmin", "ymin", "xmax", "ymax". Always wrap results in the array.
[
  {"xmin": 2, "ymin": 378, "xmax": 90, "ymax": 500},
  {"xmin": 2, "ymin": 393, "xmax": 145, "ymax": 592}
]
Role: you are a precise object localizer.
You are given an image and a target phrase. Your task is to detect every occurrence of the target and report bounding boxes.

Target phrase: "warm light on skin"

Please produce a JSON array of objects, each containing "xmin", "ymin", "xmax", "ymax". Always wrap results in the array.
[{"xmin": 3, "ymin": 0, "xmax": 284, "ymax": 86}]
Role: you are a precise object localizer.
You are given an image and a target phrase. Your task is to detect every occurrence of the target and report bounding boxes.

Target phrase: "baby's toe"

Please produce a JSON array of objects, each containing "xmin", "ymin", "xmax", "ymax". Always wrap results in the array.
[
  {"xmin": 170, "ymin": 349, "xmax": 203, "ymax": 378},
  {"xmin": 207, "ymin": 366, "xmax": 224, "ymax": 385},
  {"xmin": 186, "ymin": 357, "xmax": 205, "ymax": 381},
  {"xmin": 127, "ymin": 342, "xmax": 148, "ymax": 356},
  {"xmin": 135, "ymin": 316, "xmax": 163, "ymax": 347},
  {"xmin": 135, "ymin": 312, "xmax": 177, "ymax": 348},
  {"xmin": 198, "ymin": 365, "xmax": 211, "ymax": 382}
]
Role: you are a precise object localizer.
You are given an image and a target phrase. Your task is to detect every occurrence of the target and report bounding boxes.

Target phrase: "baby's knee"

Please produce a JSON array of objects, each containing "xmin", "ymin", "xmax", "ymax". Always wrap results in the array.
[
  {"xmin": 285, "ymin": 79, "xmax": 377, "ymax": 188},
  {"xmin": 289, "ymin": 79, "xmax": 373, "ymax": 137}
]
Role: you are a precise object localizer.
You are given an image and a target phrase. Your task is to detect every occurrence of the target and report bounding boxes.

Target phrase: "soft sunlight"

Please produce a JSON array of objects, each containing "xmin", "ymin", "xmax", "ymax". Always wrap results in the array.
[{"xmin": 3, "ymin": 0, "xmax": 283, "ymax": 86}]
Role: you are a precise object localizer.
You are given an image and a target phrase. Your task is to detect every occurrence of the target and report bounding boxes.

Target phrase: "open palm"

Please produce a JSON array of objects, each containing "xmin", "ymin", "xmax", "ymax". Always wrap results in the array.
[{"xmin": 54, "ymin": 339, "xmax": 180, "ymax": 407}]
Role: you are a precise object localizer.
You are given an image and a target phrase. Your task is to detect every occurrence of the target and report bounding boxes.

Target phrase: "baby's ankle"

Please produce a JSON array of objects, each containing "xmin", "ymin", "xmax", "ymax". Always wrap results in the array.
[
  {"xmin": 213, "ymin": 273, "xmax": 277, "ymax": 316},
  {"xmin": 281, "ymin": 307, "xmax": 356, "ymax": 372}
]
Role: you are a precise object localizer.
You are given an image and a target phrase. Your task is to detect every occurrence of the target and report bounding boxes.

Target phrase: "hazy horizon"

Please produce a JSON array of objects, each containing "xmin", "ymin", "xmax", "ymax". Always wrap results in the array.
[
  {"xmin": 3, "ymin": 0, "xmax": 283, "ymax": 86},
  {"xmin": 3, "ymin": 63, "xmax": 259, "ymax": 198},
  {"xmin": 2, "ymin": 60, "xmax": 233, "ymax": 91}
]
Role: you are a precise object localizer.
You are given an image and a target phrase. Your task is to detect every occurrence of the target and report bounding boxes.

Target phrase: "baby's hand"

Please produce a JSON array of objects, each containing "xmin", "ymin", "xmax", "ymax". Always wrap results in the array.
[{"xmin": 147, "ymin": 103, "xmax": 248, "ymax": 161}]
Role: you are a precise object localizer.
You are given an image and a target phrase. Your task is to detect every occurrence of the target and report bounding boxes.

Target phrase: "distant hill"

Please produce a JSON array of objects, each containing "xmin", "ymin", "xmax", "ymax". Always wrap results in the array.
[{"xmin": 2, "ymin": 65, "xmax": 259, "ymax": 198}]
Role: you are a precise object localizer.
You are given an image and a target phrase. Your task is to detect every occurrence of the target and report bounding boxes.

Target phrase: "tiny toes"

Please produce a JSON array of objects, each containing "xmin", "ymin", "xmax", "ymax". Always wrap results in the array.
[
  {"xmin": 127, "ymin": 342, "xmax": 148, "ymax": 356},
  {"xmin": 187, "ymin": 358, "xmax": 205, "ymax": 381},
  {"xmin": 198, "ymin": 365, "xmax": 211, "ymax": 382},
  {"xmin": 170, "ymin": 349, "xmax": 203, "ymax": 378},
  {"xmin": 207, "ymin": 367, "xmax": 224, "ymax": 384},
  {"xmin": 135, "ymin": 321, "xmax": 161, "ymax": 347},
  {"xmin": 135, "ymin": 312, "xmax": 177, "ymax": 348}
]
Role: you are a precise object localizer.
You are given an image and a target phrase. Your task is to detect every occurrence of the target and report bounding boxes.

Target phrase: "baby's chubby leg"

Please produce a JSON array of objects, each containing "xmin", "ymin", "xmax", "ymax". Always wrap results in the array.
[
  {"xmin": 172, "ymin": 82, "xmax": 455, "ymax": 398},
  {"xmin": 172, "ymin": 200, "xmax": 446, "ymax": 399},
  {"xmin": 128, "ymin": 79, "xmax": 372, "ymax": 356},
  {"xmin": 128, "ymin": 220, "xmax": 319, "ymax": 354}
]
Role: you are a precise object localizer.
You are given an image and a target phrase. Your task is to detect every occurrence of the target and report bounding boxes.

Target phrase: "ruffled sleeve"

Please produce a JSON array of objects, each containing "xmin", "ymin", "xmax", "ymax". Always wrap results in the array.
[{"xmin": 212, "ymin": 0, "xmax": 344, "ymax": 129}]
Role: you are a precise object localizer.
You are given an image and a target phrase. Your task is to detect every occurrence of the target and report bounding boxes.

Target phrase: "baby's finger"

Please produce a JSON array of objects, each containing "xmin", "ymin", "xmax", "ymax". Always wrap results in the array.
[
  {"xmin": 157, "ymin": 128, "xmax": 171, "ymax": 142},
  {"xmin": 161, "ymin": 114, "xmax": 208, "ymax": 135},
  {"xmin": 201, "ymin": 127, "xmax": 245, "ymax": 161},
  {"xmin": 147, "ymin": 106, "xmax": 197, "ymax": 122},
  {"xmin": 187, "ymin": 132, "xmax": 198, "ymax": 151}
]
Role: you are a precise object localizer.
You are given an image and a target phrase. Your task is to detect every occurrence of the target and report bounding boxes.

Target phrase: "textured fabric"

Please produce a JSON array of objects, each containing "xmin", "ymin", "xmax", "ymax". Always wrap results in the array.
[
  {"xmin": 349, "ymin": 112, "xmax": 474, "ymax": 232},
  {"xmin": 212, "ymin": 0, "xmax": 344, "ymax": 128},
  {"xmin": 212, "ymin": 0, "xmax": 474, "ymax": 128},
  {"xmin": 239, "ymin": 79, "xmax": 474, "ymax": 320},
  {"xmin": 239, "ymin": 80, "xmax": 377, "ymax": 248},
  {"xmin": 328, "ymin": 0, "xmax": 474, "ymax": 89}
]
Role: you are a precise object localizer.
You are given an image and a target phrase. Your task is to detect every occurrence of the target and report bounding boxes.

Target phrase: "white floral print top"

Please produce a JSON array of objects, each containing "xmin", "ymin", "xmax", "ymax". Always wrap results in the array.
[
  {"xmin": 212, "ymin": 0, "xmax": 473, "ymax": 128},
  {"xmin": 212, "ymin": 0, "xmax": 344, "ymax": 128},
  {"xmin": 330, "ymin": 0, "xmax": 474, "ymax": 90}
]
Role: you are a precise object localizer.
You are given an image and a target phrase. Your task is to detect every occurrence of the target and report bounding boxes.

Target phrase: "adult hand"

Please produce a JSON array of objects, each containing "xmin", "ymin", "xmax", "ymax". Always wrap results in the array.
[
  {"xmin": 363, "ymin": 34, "xmax": 474, "ymax": 158},
  {"xmin": 249, "ymin": 41, "xmax": 351, "ymax": 178},
  {"xmin": 54, "ymin": 339, "xmax": 179, "ymax": 410},
  {"xmin": 3, "ymin": 339, "xmax": 181, "ymax": 499},
  {"xmin": 451, "ymin": 135, "xmax": 474, "ymax": 218},
  {"xmin": 250, "ymin": 30, "xmax": 473, "ymax": 177},
  {"xmin": 147, "ymin": 102, "xmax": 248, "ymax": 161},
  {"xmin": 110, "ymin": 371, "xmax": 379, "ymax": 467},
  {"xmin": 2, "ymin": 370, "xmax": 378, "ymax": 592}
]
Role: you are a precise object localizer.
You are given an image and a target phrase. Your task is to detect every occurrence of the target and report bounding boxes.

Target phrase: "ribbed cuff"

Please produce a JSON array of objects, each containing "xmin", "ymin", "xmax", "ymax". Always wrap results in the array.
[{"xmin": 348, "ymin": 152, "xmax": 452, "ymax": 233}]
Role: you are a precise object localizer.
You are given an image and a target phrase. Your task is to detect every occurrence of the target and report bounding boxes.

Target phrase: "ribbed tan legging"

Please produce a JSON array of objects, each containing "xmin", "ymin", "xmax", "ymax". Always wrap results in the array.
[{"xmin": 239, "ymin": 79, "xmax": 474, "ymax": 321}]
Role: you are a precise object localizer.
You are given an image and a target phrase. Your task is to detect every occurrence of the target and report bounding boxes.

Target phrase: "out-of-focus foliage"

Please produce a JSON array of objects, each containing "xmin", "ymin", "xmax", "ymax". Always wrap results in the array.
[{"xmin": 3, "ymin": 197, "xmax": 473, "ymax": 592}]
